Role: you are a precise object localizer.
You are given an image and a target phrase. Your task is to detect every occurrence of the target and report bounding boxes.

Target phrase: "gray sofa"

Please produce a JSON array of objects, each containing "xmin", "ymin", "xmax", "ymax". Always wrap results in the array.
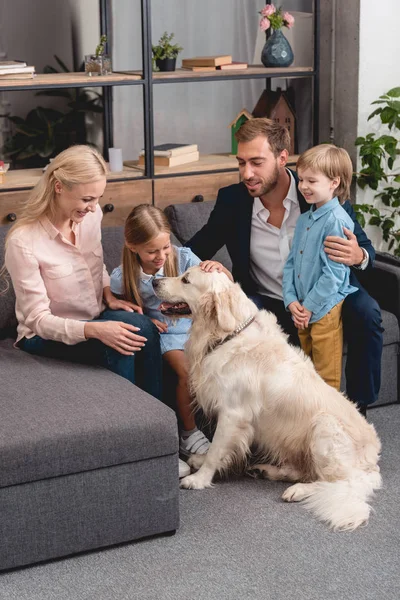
[
  {"xmin": 0, "ymin": 226, "xmax": 179, "ymax": 571},
  {"xmin": 165, "ymin": 200, "xmax": 400, "ymax": 408}
]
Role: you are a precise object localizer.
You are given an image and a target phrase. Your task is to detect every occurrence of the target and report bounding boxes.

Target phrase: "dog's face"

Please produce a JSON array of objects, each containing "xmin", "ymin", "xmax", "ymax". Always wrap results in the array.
[{"xmin": 153, "ymin": 266, "xmax": 232, "ymax": 317}]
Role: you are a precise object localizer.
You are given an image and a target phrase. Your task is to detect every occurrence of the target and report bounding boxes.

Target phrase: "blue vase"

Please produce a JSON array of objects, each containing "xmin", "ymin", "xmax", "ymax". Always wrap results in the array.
[{"xmin": 261, "ymin": 29, "xmax": 294, "ymax": 68}]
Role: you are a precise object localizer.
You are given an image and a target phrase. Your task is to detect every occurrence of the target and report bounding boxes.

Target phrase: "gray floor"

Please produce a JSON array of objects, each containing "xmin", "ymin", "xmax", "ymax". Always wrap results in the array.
[{"xmin": 1, "ymin": 405, "xmax": 399, "ymax": 600}]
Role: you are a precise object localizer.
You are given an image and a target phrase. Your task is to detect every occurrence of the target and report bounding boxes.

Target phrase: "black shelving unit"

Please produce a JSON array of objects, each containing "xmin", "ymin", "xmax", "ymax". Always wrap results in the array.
[
  {"xmin": 119, "ymin": 0, "xmax": 320, "ymax": 180},
  {"xmin": 0, "ymin": 0, "xmax": 320, "ymax": 188}
]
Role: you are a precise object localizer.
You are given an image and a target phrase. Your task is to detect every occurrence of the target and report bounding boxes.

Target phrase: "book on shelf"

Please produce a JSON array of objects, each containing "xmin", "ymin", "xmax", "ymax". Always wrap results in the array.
[
  {"xmin": 0, "ymin": 66, "xmax": 35, "ymax": 78},
  {"xmin": 181, "ymin": 55, "xmax": 232, "ymax": 68},
  {"xmin": 0, "ymin": 72, "xmax": 35, "ymax": 80},
  {"xmin": 217, "ymin": 61, "xmax": 248, "ymax": 70},
  {"xmin": 181, "ymin": 66, "xmax": 216, "ymax": 72},
  {"xmin": 139, "ymin": 143, "xmax": 198, "ymax": 158},
  {"xmin": 138, "ymin": 151, "xmax": 200, "ymax": 168},
  {"xmin": 0, "ymin": 60, "xmax": 27, "ymax": 69}
]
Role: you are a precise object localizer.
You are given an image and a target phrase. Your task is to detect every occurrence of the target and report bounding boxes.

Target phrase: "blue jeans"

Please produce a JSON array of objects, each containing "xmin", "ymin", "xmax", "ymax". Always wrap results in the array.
[
  {"xmin": 249, "ymin": 287, "xmax": 383, "ymax": 406},
  {"xmin": 18, "ymin": 310, "xmax": 163, "ymax": 400}
]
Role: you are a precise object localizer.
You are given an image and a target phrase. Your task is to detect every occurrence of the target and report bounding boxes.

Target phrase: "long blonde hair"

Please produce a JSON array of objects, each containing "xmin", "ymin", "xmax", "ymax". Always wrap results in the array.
[
  {"xmin": 122, "ymin": 204, "xmax": 178, "ymax": 309},
  {"xmin": 0, "ymin": 145, "xmax": 107, "ymax": 290}
]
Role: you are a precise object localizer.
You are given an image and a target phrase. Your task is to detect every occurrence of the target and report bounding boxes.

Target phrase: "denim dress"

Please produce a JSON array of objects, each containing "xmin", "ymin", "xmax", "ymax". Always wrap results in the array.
[{"xmin": 110, "ymin": 246, "xmax": 200, "ymax": 354}]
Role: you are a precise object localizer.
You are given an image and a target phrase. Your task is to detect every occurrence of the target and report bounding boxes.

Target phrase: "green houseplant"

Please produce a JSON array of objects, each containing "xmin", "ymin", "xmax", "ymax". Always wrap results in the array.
[
  {"xmin": 353, "ymin": 87, "xmax": 400, "ymax": 255},
  {"xmin": 3, "ymin": 55, "xmax": 103, "ymax": 168},
  {"xmin": 152, "ymin": 32, "xmax": 183, "ymax": 72}
]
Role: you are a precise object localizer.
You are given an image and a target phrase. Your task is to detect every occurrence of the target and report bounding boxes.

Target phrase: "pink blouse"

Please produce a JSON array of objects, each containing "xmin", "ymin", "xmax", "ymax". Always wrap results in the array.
[{"xmin": 5, "ymin": 205, "xmax": 111, "ymax": 345}]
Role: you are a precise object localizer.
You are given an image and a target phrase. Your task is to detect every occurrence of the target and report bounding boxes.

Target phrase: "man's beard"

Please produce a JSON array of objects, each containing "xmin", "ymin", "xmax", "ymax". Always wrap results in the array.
[{"xmin": 244, "ymin": 163, "xmax": 280, "ymax": 197}]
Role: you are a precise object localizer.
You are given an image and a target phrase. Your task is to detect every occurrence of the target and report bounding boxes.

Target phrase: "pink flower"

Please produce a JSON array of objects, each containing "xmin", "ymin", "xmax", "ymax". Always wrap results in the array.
[
  {"xmin": 283, "ymin": 12, "xmax": 295, "ymax": 28},
  {"xmin": 259, "ymin": 16, "xmax": 270, "ymax": 31},
  {"xmin": 260, "ymin": 4, "xmax": 276, "ymax": 17}
]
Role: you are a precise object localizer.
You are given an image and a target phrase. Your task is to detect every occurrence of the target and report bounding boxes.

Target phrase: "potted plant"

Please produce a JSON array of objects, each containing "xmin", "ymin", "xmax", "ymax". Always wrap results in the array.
[
  {"xmin": 353, "ymin": 87, "xmax": 400, "ymax": 255},
  {"xmin": 152, "ymin": 32, "xmax": 183, "ymax": 72},
  {"xmin": 85, "ymin": 35, "xmax": 112, "ymax": 76},
  {"xmin": 258, "ymin": 4, "xmax": 295, "ymax": 68}
]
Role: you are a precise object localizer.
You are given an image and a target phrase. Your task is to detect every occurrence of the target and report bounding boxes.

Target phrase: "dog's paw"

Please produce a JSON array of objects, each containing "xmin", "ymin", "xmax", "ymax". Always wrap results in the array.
[
  {"xmin": 282, "ymin": 483, "xmax": 310, "ymax": 502},
  {"xmin": 187, "ymin": 454, "xmax": 206, "ymax": 471},
  {"xmin": 180, "ymin": 473, "xmax": 213, "ymax": 490}
]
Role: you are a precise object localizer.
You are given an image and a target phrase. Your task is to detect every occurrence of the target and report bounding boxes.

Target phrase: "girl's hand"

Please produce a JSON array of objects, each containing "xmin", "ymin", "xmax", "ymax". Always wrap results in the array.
[
  {"xmin": 84, "ymin": 321, "xmax": 147, "ymax": 355},
  {"xmin": 200, "ymin": 261, "xmax": 234, "ymax": 281},
  {"xmin": 151, "ymin": 318, "xmax": 168, "ymax": 333}
]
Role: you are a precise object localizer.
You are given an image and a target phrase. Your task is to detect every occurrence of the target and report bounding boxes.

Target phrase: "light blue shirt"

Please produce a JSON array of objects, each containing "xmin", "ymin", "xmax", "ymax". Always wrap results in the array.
[
  {"xmin": 110, "ymin": 246, "xmax": 200, "ymax": 355},
  {"xmin": 282, "ymin": 197, "xmax": 358, "ymax": 323}
]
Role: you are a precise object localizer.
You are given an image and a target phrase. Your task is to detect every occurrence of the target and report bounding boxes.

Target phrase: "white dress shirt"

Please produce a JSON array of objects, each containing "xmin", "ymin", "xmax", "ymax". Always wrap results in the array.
[{"xmin": 250, "ymin": 170, "xmax": 300, "ymax": 301}]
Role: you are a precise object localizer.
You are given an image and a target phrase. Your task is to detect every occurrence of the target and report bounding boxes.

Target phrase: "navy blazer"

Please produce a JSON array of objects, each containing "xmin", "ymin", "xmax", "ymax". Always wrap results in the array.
[{"xmin": 187, "ymin": 171, "xmax": 375, "ymax": 296}]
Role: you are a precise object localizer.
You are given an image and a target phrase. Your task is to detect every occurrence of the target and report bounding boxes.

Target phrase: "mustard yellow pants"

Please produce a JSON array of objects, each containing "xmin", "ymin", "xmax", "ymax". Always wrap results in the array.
[{"xmin": 298, "ymin": 300, "xmax": 344, "ymax": 391}]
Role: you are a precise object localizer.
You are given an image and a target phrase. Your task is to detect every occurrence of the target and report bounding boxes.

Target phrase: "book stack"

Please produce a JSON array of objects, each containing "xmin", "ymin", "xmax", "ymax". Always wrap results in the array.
[
  {"xmin": 138, "ymin": 143, "xmax": 199, "ymax": 168},
  {"xmin": 181, "ymin": 55, "xmax": 248, "ymax": 72},
  {"xmin": 0, "ymin": 61, "xmax": 35, "ymax": 80}
]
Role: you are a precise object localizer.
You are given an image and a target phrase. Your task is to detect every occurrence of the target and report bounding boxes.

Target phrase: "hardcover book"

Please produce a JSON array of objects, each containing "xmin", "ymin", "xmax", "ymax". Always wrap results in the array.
[
  {"xmin": 181, "ymin": 55, "xmax": 232, "ymax": 68},
  {"xmin": 138, "ymin": 151, "xmax": 200, "ymax": 168},
  {"xmin": 217, "ymin": 61, "xmax": 248, "ymax": 70},
  {"xmin": 139, "ymin": 143, "xmax": 198, "ymax": 158}
]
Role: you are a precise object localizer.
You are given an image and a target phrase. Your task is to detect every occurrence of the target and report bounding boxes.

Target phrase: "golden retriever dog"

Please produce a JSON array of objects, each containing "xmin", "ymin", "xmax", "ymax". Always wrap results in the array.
[{"xmin": 153, "ymin": 266, "xmax": 381, "ymax": 531}]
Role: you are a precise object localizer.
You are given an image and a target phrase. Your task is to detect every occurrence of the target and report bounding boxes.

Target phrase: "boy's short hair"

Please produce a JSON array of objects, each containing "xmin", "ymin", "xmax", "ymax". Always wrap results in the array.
[
  {"xmin": 235, "ymin": 117, "xmax": 290, "ymax": 157},
  {"xmin": 296, "ymin": 144, "xmax": 353, "ymax": 203}
]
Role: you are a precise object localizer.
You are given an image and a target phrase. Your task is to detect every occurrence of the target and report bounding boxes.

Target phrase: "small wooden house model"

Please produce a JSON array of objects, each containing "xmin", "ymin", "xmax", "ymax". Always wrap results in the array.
[
  {"xmin": 252, "ymin": 89, "xmax": 296, "ymax": 155},
  {"xmin": 228, "ymin": 109, "xmax": 253, "ymax": 155}
]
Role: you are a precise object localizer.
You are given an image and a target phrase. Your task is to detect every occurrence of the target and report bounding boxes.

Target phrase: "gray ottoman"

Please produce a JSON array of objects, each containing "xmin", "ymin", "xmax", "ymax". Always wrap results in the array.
[{"xmin": 0, "ymin": 341, "xmax": 179, "ymax": 570}]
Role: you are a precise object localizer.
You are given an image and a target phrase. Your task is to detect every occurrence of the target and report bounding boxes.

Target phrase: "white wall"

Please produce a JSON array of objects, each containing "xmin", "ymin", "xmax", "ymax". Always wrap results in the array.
[{"xmin": 357, "ymin": 0, "xmax": 400, "ymax": 249}]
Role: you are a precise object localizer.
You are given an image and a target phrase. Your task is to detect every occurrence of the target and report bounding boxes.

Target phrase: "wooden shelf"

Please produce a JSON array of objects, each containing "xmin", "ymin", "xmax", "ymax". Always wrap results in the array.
[
  {"xmin": 0, "ymin": 72, "xmax": 143, "ymax": 90},
  {"xmin": 152, "ymin": 65, "xmax": 314, "ymax": 82},
  {"xmin": 0, "ymin": 166, "xmax": 144, "ymax": 191},
  {"xmin": 124, "ymin": 153, "xmax": 299, "ymax": 176}
]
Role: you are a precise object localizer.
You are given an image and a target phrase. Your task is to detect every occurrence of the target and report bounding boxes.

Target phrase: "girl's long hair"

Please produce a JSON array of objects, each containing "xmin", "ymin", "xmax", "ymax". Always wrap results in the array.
[
  {"xmin": 0, "ymin": 145, "xmax": 107, "ymax": 290},
  {"xmin": 122, "ymin": 204, "xmax": 178, "ymax": 309}
]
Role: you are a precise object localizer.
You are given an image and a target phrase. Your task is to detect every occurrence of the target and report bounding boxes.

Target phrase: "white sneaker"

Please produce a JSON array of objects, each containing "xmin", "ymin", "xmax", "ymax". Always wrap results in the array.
[
  {"xmin": 179, "ymin": 458, "xmax": 191, "ymax": 478},
  {"xmin": 180, "ymin": 429, "xmax": 210, "ymax": 458}
]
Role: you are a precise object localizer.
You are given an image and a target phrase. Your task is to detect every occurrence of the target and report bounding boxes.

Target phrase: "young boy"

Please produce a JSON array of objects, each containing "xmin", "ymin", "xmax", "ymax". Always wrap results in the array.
[{"xmin": 283, "ymin": 144, "xmax": 358, "ymax": 390}]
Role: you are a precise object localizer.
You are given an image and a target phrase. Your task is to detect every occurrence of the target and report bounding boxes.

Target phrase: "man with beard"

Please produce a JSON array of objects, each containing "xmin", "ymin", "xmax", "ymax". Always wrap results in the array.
[{"xmin": 186, "ymin": 118, "xmax": 383, "ymax": 414}]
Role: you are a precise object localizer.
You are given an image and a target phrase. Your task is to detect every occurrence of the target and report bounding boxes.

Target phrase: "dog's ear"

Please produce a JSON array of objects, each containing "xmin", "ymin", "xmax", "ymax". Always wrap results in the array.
[{"xmin": 198, "ymin": 290, "xmax": 236, "ymax": 333}]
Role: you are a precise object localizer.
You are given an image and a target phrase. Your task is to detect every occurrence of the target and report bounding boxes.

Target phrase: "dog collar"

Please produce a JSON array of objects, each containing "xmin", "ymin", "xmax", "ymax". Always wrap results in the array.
[{"xmin": 206, "ymin": 315, "xmax": 256, "ymax": 355}]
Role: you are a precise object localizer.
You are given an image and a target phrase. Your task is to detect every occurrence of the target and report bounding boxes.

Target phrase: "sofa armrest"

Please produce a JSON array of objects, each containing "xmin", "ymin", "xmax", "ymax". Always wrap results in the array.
[{"xmin": 356, "ymin": 252, "xmax": 400, "ymax": 322}]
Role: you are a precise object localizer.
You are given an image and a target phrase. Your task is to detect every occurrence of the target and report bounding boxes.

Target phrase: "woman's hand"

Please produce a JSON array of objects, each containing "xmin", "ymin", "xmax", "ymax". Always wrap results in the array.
[
  {"xmin": 84, "ymin": 321, "xmax": 148, "ymax": 355},
  {"xmin": 151, "ymin": 318, "xmax": 168, "ymax": 333},
  {"xmin": 200, "ymin": 261, "xmax": 234, "ymax": 281},
  {"xmin": 103, "ymin": 287, "xmax": 143, "ymax": 314}
]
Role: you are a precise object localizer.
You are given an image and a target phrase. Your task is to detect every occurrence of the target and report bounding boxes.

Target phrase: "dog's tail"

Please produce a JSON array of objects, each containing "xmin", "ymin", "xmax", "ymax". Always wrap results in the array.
[{"xmin": 300, "ymin": 470, "xmax": 382, "ymax": 531}]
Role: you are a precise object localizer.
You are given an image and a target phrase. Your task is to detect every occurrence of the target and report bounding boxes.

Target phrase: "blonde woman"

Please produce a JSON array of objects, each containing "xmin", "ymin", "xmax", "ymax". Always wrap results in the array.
[
  {"xmin": 110, "ymin": 204, "xmax": 232, "ymax": 474},
  {"xmin": 2, "ymin": 145, "xmax": 162, "ymax": 400}
]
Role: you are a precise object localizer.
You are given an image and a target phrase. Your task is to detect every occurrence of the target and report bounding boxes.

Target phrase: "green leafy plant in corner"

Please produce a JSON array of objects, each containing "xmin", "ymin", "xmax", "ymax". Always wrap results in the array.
[
  {"xmin": 2, "ymin": 55, "xmax": 103, "ymax": 168},
  {"xmin": 354, "ymin": 87, "xmax": 400, "ymax": 255},
  {"xmin": 152, "ymin": 32, "xmax": 183, "ymax": 71}
]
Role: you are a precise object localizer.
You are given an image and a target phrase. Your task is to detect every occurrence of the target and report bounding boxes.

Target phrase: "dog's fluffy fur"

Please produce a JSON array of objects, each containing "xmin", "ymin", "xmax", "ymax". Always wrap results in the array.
[{"xmin": 155, "ymin": 267, "xmax": 382, "ymax": 531}]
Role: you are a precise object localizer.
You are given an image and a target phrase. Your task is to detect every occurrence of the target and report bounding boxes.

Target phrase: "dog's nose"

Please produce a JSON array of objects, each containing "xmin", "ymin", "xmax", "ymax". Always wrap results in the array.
[{"xmin": 152, "ymin": 279, "xmax": 161, "ymax": 289}]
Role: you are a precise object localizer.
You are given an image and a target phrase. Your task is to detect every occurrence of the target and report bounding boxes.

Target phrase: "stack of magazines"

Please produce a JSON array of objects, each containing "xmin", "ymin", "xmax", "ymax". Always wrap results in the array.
[{"xmin": 0, "ymin": 61, "xmax": 35, "ymax": 80}]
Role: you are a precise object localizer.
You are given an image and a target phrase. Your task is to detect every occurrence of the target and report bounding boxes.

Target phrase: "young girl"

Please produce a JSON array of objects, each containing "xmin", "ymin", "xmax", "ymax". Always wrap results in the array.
[
  {"xmin": 282, "ymin": 144, "xmax": 358, "ymax": 390},
  {"xmin": 110, "ymin": 204, "xmax": 232, "ymax": 477}
]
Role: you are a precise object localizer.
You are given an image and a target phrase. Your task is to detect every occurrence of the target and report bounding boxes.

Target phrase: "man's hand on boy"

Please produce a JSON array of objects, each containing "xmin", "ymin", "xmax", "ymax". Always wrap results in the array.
[{"xmin": 324, "ymin": 227, "xmax": 364, "ymax": 266}]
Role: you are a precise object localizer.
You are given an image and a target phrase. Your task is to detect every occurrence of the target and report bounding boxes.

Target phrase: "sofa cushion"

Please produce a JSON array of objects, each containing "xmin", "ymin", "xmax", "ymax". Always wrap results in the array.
[
  {"xmin": 0, "ymin": 339, "xmax": 178, "ymax": 488},
  {"xmin": 164, "ymin": 201, "xmax": 232, "ymax": 270},
  {"xmin": 0, "ymin": 226, "xmax": 17, "ymax": 337}
]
